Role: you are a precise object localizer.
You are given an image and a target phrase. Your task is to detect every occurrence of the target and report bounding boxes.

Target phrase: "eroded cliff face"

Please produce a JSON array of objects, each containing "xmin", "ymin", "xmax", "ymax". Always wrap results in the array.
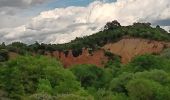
[
  {"xmin": 103, "ymin": 38, "xmax": 168, "ymax": 63},
  {"xmin": 46, "ymin": 48, "xmax": 108, "ymax": 68},
  {"xmin": 44, "ymin": 37, "xmax": 170, "ymax": 67}
]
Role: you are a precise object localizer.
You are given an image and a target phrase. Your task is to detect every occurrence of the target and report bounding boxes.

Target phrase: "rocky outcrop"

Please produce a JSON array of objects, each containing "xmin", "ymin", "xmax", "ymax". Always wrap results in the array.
[
  {"xmin": 103, "ymin": 38, "xmax": 168, "ymax": 63},
  {"xmin": 46, "ymin": 48, "xmax": 108, "ymax": 68}
]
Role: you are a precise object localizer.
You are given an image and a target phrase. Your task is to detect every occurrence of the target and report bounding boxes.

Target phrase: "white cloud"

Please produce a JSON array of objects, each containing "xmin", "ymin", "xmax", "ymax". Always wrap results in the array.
[
  {"xmin": 162, "ymin": 26, "xmax": 170, "ymax": 32},
  {"xmin": 0, "ymin": 0, "xmax": 51, "ymax": 29},
  {"xmin": 0, "ymin": 0, "xmax": 170, "ymax": 44}
]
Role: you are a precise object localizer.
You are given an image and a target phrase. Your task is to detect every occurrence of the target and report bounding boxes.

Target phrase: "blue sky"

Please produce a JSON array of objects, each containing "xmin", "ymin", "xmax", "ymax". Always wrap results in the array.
[{"xmin": 24, "ymin": 0, "xmax": 117, "ymax": 16}]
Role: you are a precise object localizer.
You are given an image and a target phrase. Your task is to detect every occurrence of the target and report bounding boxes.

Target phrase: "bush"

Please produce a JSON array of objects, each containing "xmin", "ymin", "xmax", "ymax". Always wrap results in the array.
[
  {"xmin": 109, "ymin": 69, "xmax": 170, "ymax": 100},
  {"xmin": 126, "ymin": 78, "xmax": 170, "ymax": 100},
  {"xmin": 126, "ymin": 79, "xmax": 158, "ymax": 100},
  {"xmin": 130, "ymin": 54, "xmax": 163, "ymax": 72},
  {"xmin": 0, "ymin": 55, "xmax": 82, "ymax": 99},
  {"xmin": 0, "ymin": 49, "xmax": 9, "ymax": 62},
  {"xmin": 71, "ymin": 64, "xmax": 112, "ymax": 89}
]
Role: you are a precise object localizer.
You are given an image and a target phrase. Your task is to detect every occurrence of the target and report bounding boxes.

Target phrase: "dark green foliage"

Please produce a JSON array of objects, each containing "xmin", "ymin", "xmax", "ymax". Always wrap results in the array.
[
  {"xmin": 104, "ymin": 51, "xmax": 115, "ymax": 60},
  {"xmin": 72, "ymin": 48, "xmax": 82, "ymax": 57},
  {"xmin": 120, "ymin": 54, "xmax": 170, "ymax": 73},
  {"xmin": 109, "ymin": 72, "xmax": 133, "ymax": 94},
  {"xmin": 70, "ymin": 64, "xmax": 112, "ymax": 89},
  {"xmin": 130, "ymin": 54, "xmax": 163, "ymax": 72},
  {"xmin": 105, "ymin": 51, "xmax": 121, "ymax": 62},
  {"xmin": 71, "ymin": 64, "xmax": 104, "ymax": 88},
  {"xmin": 104, "ymin": 20, "xmax": 121, "ymax": 30},
  {"xmin": 0, "ymin": 49, "xmax": 9, "ymax": 62},
  {"xmin": 63, "ymin": 50, "xmax": 69, "ymax": 57},
  {"xmin": 6, "ymin": 42, "xmax": 28, "ymax": 55},
  {"xmin": 0, "ymin": 42, "xmax": 6, "ymax": 49}
]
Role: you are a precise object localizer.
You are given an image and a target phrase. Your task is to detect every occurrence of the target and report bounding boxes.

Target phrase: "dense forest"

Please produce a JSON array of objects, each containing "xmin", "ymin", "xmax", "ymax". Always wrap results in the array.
[{"xmin": 0, "ymin": 21, "xmax": 170, "ymax": 100}]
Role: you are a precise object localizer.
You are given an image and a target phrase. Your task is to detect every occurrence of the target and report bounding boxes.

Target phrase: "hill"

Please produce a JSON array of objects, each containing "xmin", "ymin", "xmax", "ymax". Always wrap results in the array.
[
  {"xmin": 1, "ymin": 21, "xmax": 170, "ymax": 100},
  {"xmin": 1, "ymin": 21, "xmax": 170, "ymax": 67}
]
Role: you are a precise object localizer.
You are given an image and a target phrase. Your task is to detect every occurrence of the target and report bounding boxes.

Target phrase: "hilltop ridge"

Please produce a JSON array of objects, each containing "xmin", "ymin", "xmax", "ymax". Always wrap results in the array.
[{"xmin": 1, "ymin": 21, "xmax": 170, "ymax": 67}]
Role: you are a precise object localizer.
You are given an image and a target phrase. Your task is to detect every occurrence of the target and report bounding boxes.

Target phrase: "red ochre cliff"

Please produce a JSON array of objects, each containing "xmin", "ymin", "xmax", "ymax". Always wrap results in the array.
[
  {"xmin": 45, "ymin": 48, "xmax": 108, "ymax": 68},
  {"xmin": 103, "ymin": 37, "xmax": 169, "ymax": 63},
  {"xmin": 44, "ymin": 37, "xmax": 170, "ymax": 68}
]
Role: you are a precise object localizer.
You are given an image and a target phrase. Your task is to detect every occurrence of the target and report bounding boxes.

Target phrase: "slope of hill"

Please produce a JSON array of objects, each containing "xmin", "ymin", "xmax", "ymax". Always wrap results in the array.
[
  {"xmin": 103, "ymin": 37, "xmax": 170, "ymax": 63},
  {"xmin": 42, "ymin": 37, "xmax": 170, "ymax": 67},
  {"xmin": 1, "ymin": 21, "xmax": 170, "ymax": 100},
  {"xmin": 1, "ymin": 21, "xmax": 170, "ymax": 67}
]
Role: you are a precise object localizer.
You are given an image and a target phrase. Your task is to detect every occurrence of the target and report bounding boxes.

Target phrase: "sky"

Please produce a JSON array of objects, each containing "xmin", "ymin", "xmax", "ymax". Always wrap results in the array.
[{"xmin": 0, "ymin": 0, "xmax": 170, "ymax": 44}]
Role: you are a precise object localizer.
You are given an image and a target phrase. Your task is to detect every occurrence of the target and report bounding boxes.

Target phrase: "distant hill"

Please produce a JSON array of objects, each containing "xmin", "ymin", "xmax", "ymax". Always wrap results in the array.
[{"xmin": 1, "ymin": 20, "xmax": 170, "ymax": 67}]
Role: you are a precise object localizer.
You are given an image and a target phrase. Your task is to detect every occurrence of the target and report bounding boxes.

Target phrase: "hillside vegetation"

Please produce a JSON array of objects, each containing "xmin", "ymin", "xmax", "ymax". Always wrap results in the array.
[
  {"xmin": 0, "ymin": 51, "xmax": 170, "ymax": 99},
  {"xmin": 0, "ymin": 21, "xmax": 170, "ymax": 100},
  {"xmin": 0, "ymin": 21, "xmax": 170, "ymax": 57}
]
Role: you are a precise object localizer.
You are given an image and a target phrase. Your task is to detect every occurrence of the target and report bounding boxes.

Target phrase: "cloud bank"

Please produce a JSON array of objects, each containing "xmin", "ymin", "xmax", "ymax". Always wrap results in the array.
[
  {"xmin": 0, "ymin": 0, "xmax": 49, "ymax": 8},
  {"xmin": 0, "ymin": 0, "xmax": 50, "ymax": 28},
  {"xmin": 0, "ymin": 0, "xmax": 170, "ymax": 44}
]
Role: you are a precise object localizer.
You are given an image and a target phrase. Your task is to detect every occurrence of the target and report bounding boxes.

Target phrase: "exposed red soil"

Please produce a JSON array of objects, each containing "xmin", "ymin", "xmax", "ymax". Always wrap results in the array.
[
  {"xmin": 103, "ymin": 38, "xmax": 169, "ymax": 63},
  {"xmin": 44, "ymin": 37, "xmax": 170, "ymax": 67},
  {"xmin": 7, "ymin": 37, "xmax": 170, "ymax": 68},
  {"xmin": 46, "ymin": 48, "xmax": 108, "ymax": 68}
]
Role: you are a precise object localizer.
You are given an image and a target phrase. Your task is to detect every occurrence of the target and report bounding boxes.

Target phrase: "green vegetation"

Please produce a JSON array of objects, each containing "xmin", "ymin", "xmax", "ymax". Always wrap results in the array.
[
  {"xmin": 0, "ymin": 56, "xmax": 89, "ymax": 99},
  {"xmin": 53, "ymin": 21, "xmax": 170, "ymax": 52},
  {"xmin": 0, "ymin": 21, "xmax": 170, "ymax": 99},
  {"xmin": 1, "ymin": 21, "xmax": 170, "ymax": 54},
  {"xmin": 0, "ymin": 49, "xmax": 9, "ymax": 62},
  {"xmin": 0, "ymin": 53, "xmax": 169, "ymax": 100},
  {"xmin": 70, "ymin": 64, "xmax": 112, "ymax": 89}
]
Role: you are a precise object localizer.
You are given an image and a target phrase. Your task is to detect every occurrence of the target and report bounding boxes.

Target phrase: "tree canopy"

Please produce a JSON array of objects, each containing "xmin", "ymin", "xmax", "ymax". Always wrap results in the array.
[{"xmin": 0, "ymin": 21, "xmax": 170, "ymax": 100}]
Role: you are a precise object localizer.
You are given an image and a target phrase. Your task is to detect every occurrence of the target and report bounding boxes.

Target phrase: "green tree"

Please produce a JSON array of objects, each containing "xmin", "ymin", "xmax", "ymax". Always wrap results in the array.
[
  {"xmin": 71, "ymin": 64, "xmax": 112, "ymax": 89},
  {"xmin": 130, "ymin": 54, "xmax": 163, "ymax": 72},
  {"xmin": 104, "ymin": 20, "xmax": 121, "ymax": 30},
  {"xmin": 0, "ymin": 55, "xmax": 82, "ymax": 99},
  {"xmin": 126, "ymin": 79, "xmax": 157, "ymax": 100},
  {"xmin": 126, "ymin": 78, "xmax": 170, "ymax": 100}
]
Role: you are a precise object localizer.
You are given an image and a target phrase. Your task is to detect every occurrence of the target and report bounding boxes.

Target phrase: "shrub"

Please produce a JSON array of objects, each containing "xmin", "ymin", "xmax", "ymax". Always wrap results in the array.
[
  {"xmin": 0, "ymin": 49, "xmax": 9, "ymax": 62},
  {"xmin": 0, "ymin": 55, "xmax": 82, "ymax": 99}
]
